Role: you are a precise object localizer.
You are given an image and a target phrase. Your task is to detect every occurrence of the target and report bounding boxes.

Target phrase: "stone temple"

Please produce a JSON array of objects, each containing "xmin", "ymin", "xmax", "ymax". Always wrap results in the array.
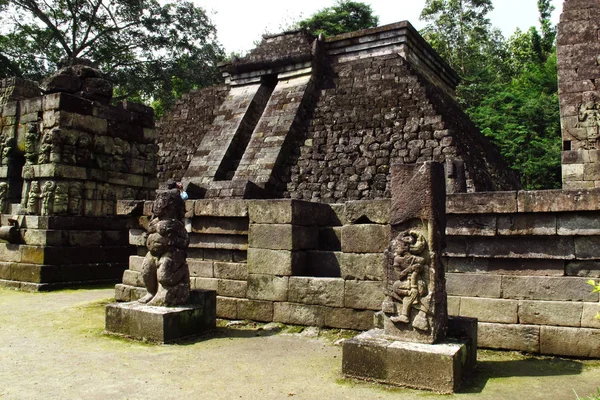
[{"xmin": 3, "ymin": 0, "xmax": 600, "ymax": 367}]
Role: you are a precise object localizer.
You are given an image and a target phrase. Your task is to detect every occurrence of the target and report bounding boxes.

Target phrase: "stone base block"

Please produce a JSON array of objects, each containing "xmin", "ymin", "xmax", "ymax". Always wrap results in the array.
[
  {"xmin": 342, "ymin": 329, "xmax": 475, "ymax": 394},
  {"xmin": 105, "ymin": 289, "xmax": 216, "ymax": 343}
]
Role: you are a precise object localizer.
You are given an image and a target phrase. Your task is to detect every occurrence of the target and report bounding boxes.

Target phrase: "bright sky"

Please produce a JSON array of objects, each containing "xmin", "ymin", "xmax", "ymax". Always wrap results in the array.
[{"xmin": 196, "ymin": 0, "xmax": 564, "ymax": 55}]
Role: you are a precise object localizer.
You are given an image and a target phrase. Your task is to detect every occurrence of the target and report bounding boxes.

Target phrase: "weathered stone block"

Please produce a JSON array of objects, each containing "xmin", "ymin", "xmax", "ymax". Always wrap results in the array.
[
  {"xmin": 341, "ymin": 224, "xmax": 390, "ymax": 253},
  {"xmin": 344, "ymin": 200, "xmax": 390, "ymax": 224},
  {"xmin": 518, "ymin": 300, "xmax": 583, "ymax": 327},
  {"xmin": 558, "ymin": 212, "xmax": 600, "ymax": 235},
  {"xmin": 188, "ymin": 260, "xmax": 214, "ymax": 278},
  {"xmin": 343, "ymin": 330, "xmax": 472, "ymax": 394},
  {"xmin": 217, "ymin": 279, "xmax": 247, "ymax": 298},
  {"xmin": 194, "ymin": 199, "xmax": 248, "ymax": 217},
  {"xmin": 247, "ymin": 200, "xmax": 330, "ymax": 225},
  {"xmin": 191, "ymin": 217, "xmax": 249, "ymax": 235},
  {"xmin": 247, "ymin": 274, "xmax": 289, "ymax": 301},
  {"xmin": 115, "ymin": 284, "xmax": 131, "ymax": 302},
  {"xmin": 122, "ymin": 270, "xmax": 143, "ymax": 287},
  {"xmin": 517, "ymin": 189, "xmax": 600, "ymax": 212},
  {"xmin": 305, "ymin": 251, "xmax": 342, "ymax": 277},
  {"xmin": 575, "ymin": 236, "xmax": 600, "ymax": 259},
  {"xmin": 0, "ymin": 243, "xmax": 22, "ymax": 263},
  {"xmin": 22, "ymin": 230, "xmax": 65, "ymax": 246},
  {"xmin": 478, "ymin": 322, "xmax": 540, "ymax": 352},
  {"xmin": 214, "ymin": 262, "xmax": 248, "ymax": 280},
  {"xmin": 128, "ymin": 229, "xmax": 147, "ymax": 246},
  {"xmin": 288, "ymin": 277, "xmax": 344, "ymax": 307},
  {"xmin": 447, "ymin": 296, "xmax": 460, "ymax": 316},
  {"xmin": 344, "ymin": 280, "xmax": 383, "ymax": 310},
  {"xmin": 191, "ymin": 277, "xmax": 218, "ymax": 291},
  {"xmin": 340, "ymin": 253, "xmax": 383, "ymax": 280},
  {"xmin": 105, "ymin": 290, "xmax": 216, "ymax": 343},
  {"xmin": 446, "ymin": 273, "xmax": 502, "ymax": 298},
  {"xmin": 69, "ymin": 231, "xmax": 103, "ymax": 247},
  {"xmin": 273, "ymin": 302, "xmax": 325, "ymax": 326},
  {"xmin": 497, "ymin": 214, "xmax": 557, "ymax": 236},
  {"xmin": 581, "ymin": 303, "xmax": 600, "ymax": 329},
  {"xmin": 459, "ymin": 297, "xmax": 518, "ymax": 324},
  {"xmin": 248, "ymin": 224, "xmax": 317, "ymax": 250},
  {"xmin": 325, "ymin": 307, "xmax": 375, "ymax": 330},
  {"xmin": 446, "ymin": 214, "xmax": 496, "ymax": 236},
  {"xmin": 540, "ymin": 326, "xmax": 600, "ymax": 358},
  {"xmin": 466, "ymin": 237, "xmax": 575, "ymax": 259},
  {"xmin": 247, "ymin": 248, "xmax": 305, "ymax": 276},
  {"xmin": 447, "ymin": 192, "xmax": 517, "ymax": 214},
  {"xmin": 502, "ymin": 276, "xmax": 599, "ymax": 302},
  {"xmin": 237, "ymin": 299, "xmax": 274, "ymax": 322},
  {"xmin": 216, "ymin": 296, "xmax": 238, "ymax": 319}
]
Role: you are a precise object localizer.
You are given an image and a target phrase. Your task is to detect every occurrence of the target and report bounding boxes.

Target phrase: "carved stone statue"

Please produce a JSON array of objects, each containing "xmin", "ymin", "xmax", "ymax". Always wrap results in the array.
[
  {"xmin": 26, "ymin": 181, "xmax": 41, "ymax": 215},
  {"xmin": 53, "ymin": 182, "xmax": 69, "ymax": 215},
  {"xmin": 100, "ymin": 183, "xmax": 115, "ymax": 216},
  {"xmin": 576, "ymin": 99, "xmax": 600, "ymax": 149},
  {"xmin": 38, "ymin": 130, "xmax": 57, "ymax": 164},
  {"xmin": 0, "ymin": 182, "xmax": 8, "ymax": 213},
  {"xmin": 139, "ymin": 189, "xmax": 190, "ymax": 306},
  {"xmin": 382, "ymin": 230, "xmax": 430, "ymax": 332},
  {"xmin": 41, "ymin": 181, "xmax": 56, "ymax": 215},
  {"xmin": 76, "ymin": 132, "xmax": 92, "ymax": 166}
]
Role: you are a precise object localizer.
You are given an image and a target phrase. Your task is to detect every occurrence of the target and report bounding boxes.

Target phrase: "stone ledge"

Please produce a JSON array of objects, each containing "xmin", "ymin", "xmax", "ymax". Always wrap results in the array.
[
  {"xmin": 342, "ymin": 329, "xmax": 473, "ymax": 394},
  {"xmin": 105, "ymin": 290, "xmax": 216, "ymax": 343}
]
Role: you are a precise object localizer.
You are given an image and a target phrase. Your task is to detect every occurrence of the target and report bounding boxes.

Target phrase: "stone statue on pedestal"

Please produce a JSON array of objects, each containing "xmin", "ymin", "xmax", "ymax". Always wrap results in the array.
[{"xmin": 139, "ymin": 189, "xmax": 190, "ymax": 306}]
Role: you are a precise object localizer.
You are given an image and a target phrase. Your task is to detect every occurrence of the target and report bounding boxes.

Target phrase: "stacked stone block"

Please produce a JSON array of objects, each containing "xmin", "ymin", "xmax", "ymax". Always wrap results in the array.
[
  {"xmin": 445, "ymin": 189, "xmax": 600, "ymax": 357},
  {"xmin": 557, "ymin": 0, "xmax": 600, "ymax": 188},
  {"xmin": 0, "ymin": 214, "xmax": 131, "ymax": 291},
  {"xmin": 0, "ymin": 78, "xmax": 41, "ymax": 105}
]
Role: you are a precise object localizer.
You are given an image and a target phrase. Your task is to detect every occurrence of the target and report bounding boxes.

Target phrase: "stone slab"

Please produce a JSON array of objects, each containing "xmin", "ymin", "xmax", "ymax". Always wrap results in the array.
[
  {"xmin": 342, "ymin": 329, "xmax": 473, "ymax": 394},
  {"xmin": 540, "ymin": 326, "xmax": 600, "ymax": 358},
  {"xmin": 105, "ymin": 290, "xmax": 216, "ymax": 343},
  {"xmin": 478, "ymin": 322, "xmax": 540, "ymax": 353}
]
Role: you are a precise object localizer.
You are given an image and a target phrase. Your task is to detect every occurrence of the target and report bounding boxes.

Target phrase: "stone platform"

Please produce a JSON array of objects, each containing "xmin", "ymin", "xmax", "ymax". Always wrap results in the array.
[
  {"xmin": 342, "ymin": 329, "xmax": 475, "ymax": 394},
  {"xmin": 105, "ymin": 289, "xmax": 216, "ymax": 343}
]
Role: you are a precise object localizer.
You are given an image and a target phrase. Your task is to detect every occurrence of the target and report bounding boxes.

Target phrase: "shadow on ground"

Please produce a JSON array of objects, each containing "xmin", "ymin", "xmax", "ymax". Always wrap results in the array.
[{"xmin": 461, "ymin": 354, "xmax": 585, "ymax": 393}]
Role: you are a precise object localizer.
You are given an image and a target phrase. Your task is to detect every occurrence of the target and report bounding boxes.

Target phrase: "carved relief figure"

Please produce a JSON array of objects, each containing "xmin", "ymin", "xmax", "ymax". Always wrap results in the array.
[
  {"xmin": 577, "ymin": 99, "xmax": 600, "ymax": 149},
  {"xmin": 38, "ymin": 130, "xmax": 56, "ymax": 164},
  {"xmin": 26, "ymin": 181, "xmax": 41, "ymax": 215},
  {"xmin": 100, "ymin": 183, "xmax": 115, "ymax": 216},
  {"xmin": 383, "ymin": 230, "xmax": 430, "ymax": 332},
  {"xmin": 139, "ymin": 189, "xmax": 190, "ymax": 306},
  {"xmin": 24, "ymin": 123, "xmax": 40, "ymax": 164},
  {"xmin": 2, "ymin": 136, "xmax": 15, "ymax": 166},
  {"xmin": 76, "ymin": 132, "xmax": 92, "ymax": 166},
  {"xmin": 68, "ymin": 182, "xmax": 83, "ymax": 215},
  {"xmin": 53, "ymin": 182, "xmax": 69, "ymax": 215},
  {"xmin": 41, "ymin": 181, "xmax": 56, "ymax": 216},
  {"xmin": 0, "ymin": 182, "xmax": 8, "ymax": 213},
  {"xmin": 61, "ymin": 130, "xmax": 78, "ymax": 165}
]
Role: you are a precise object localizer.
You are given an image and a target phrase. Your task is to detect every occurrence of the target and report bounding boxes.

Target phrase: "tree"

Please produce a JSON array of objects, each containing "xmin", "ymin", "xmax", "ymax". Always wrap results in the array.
[
  {"xmin": 297, "ymin": 0, "xmax": 379, "ymax": 37},
  {"xmin": 0, "ymin": 0, "xmax": 224, "ymax": 113},
  {"xmin": 420, "ymin": 0, "xmax": 495, "ymax": 76}
]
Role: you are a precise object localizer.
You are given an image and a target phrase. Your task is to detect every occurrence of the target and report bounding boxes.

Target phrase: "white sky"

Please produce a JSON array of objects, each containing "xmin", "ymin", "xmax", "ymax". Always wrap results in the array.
[{"xmin": 196, "ymin": 0, "xmax": 564, "ymax": 55}]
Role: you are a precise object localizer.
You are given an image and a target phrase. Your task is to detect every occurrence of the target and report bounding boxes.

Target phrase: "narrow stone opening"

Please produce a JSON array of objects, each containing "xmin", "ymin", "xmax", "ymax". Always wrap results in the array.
[
  {"xmin": 214, "ymin": 75, "xmax": 277, "ymax": 181},
  {"xmin": 563, "ymin": 141, "xmax": 572, "ymax": 151}
]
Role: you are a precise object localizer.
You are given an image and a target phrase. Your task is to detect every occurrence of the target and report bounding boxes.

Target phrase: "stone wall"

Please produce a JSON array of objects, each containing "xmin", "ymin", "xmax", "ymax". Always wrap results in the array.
[
  {"xmin": 156, "ymin": 85, "xmax": 229, "ymax": 185},
  {"xmin": 117, "ymin": 194, "xmax": 600, "ymax": 358},
  {"xmin": 557, "ymin": 0, "xmax": 600, "ymax": 188},
  {"xmin": 446, "ymin": 189, "xmax": 600, "ymax": 358},
  {"xmin": 286, "ymin": 53, "xmax": 518, "ymax": 202}
]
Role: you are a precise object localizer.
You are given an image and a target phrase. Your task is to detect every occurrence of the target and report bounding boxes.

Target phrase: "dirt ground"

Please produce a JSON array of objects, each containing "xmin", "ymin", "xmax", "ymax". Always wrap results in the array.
[{"xmin": 1, "ymin": 286, "xmax": 600, "ymax": 400}]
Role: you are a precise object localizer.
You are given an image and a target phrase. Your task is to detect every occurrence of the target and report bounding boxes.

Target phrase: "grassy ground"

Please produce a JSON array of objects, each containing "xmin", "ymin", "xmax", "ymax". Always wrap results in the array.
[{"xmin": 1, "ymin": 286, "xmax": 600, "ymax": 400}]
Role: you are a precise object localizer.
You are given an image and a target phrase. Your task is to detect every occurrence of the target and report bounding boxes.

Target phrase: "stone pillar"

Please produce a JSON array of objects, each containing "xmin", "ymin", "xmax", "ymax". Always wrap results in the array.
[
  {"xmin": 557, "ymin": 0, "xmax": 600, "ymax": 189},
  {"xmin": 342, "ymin": 162, "xmax": 476, "ymax": 394}
]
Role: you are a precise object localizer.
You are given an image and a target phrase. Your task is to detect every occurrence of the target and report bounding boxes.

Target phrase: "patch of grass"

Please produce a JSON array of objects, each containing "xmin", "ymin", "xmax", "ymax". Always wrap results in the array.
[{"xmin": 575, "ymin": 387, "xmax": 600, "ymax": 400}]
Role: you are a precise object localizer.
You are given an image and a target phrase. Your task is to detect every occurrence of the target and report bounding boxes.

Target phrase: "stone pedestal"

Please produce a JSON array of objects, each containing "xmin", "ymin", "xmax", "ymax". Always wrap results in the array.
[
  {"xmin": 342, "ymin": 329, "xmax": 473, "ymax": 394},
  {"xmin": 105, "ymin": 289, "xmax": 216, "ymax": 343}
]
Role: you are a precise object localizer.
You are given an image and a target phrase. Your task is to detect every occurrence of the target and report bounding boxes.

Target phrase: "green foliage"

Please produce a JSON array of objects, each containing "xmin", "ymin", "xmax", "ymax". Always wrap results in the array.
[
  {"xmin": 575, "ymin": 387, "xmax": 600, "ymax": 400},
  {"xmin": 420, "ymin": 0, "xmax": 561, "ymax": 189},
  {"xmin": 1, "ymin": 0, "xmax": 224, "ymax": 114},
  {"xmin": 587, "ymin": 280, "xmax": 600, "ymax": 321},
  {"xmin": 297, "ymin": 0, "xmax": 378, "ymax": 37}
]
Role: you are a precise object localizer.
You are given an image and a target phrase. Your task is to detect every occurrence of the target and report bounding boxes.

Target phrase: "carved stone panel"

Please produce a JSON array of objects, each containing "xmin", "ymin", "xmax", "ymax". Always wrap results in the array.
[{"xmin": 382, "ymin": 162, "xmax": 447, "ymax": 344}]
